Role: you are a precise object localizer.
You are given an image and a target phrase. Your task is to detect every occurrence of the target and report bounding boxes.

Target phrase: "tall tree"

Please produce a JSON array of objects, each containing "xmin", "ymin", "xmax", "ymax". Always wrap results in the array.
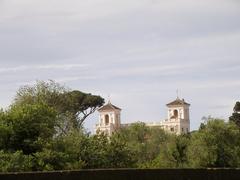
[
  {"xmin": 62, "ymin": 90, "xmax": 105, "ymax": 128},
  {"xmin": 14, "ymin": 80, "xmax": 67, "ymax": 109},
  {"xmin": 14, "ymin": 80, "xmax": 104, "ymax": 132},
  {"xmin": 229, "ymin": 101, "xmax": 240, "ymax": 128}
]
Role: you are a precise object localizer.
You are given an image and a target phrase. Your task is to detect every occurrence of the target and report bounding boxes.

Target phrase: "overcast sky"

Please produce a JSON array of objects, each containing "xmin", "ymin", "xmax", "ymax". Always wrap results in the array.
[{"xmin": 0, "ymin": 0, "xmax": 240, "ymax": 132}]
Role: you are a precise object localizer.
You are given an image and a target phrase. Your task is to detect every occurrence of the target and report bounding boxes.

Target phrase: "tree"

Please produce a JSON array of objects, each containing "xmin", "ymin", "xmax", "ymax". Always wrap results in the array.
[
  {"xmin": 13, "ymin": 80, "xmax": 104, "ymax": 132},
  {"xmin": 7, "ymin": 103, "xmax": 57, "ymax": 154},
  {"xmin": 119, "ymin": 122, "xmax": 169, "ymax": 167},
  {"xmin": 187, "ymin": 119, "xmax": 240, "ymax": 168},
  {"xmin": 62, "ymin": 90, "xmax": 105, "ymax": 128},
  {"xmin": 145, "ymin": 134, "xmax": 190, "ymax": 168},
  {"xmin": 170, "ymin": 135, "xmax": 190, "ymax": 167},
  {"xmin": 229, "ymin": 101, "xmax": 240, "ymax": 128},
  {"xmin": 105, "ymin": 132, "xmax": 135, "ymax": 168},
  {"xmin": 0, "ymin": 151, "xmax": 33, "ymax": 172},
  {"xmin": 14, "ymin": 80, "xmax": 67, "ymax": 109},
  {"xmin": 33, "ymin": 148, "xmax": 84, "ymax": 171},
  {"xmin": 0, "ymin": 110, "xmax": 13, "ymax": 150},
  {"xmin": 31, "ymin": 129, "xmax": 88, "ymax": 171}
]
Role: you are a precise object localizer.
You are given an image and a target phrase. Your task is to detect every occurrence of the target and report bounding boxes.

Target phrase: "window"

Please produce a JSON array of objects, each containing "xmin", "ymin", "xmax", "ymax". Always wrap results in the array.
[
  {"xmin": 105, "ymin": 114, "xmax": 109, "ymax": 125},
  {"xmin": 170, "ymin": 127, "xmax": 174, "ymax": 132},
  {"xmin": 173, "ymin": 109, "xmax": 178, "ymax": 118}
]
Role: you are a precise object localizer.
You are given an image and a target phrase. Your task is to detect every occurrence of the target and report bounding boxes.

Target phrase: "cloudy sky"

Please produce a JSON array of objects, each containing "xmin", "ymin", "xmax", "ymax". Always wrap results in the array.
[{"xmin": 0, "ymin": 0, "xmax": 240, "ymax": 132}]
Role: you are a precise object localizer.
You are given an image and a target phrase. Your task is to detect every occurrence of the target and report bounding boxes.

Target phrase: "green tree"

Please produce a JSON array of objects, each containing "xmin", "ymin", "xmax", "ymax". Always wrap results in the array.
[
  {"xmin": 14, "ymin": 80, "xmax": 104, "ymax": 133},
  {"xmin": 62, "ymin": 90, "xmax": 105, "ymax": 128},
  {"xmin": 105, "ymin": 132, "xmax": 135, "ymax": 168},
  {"xmin": 0, "ymin": 151, "xmax": 33, "ymax": 172},
  {"xmin": 7, "ymin": 103, "xmax": 57, "ymax": 154},
  {"xmin": 145, "ymin": 134, "xmax": 190, "ymax": 168},
  {"xmin": 119, "ymin": 122, "xmax": 169, "ymax": 167},
  {"xmin": 14, "ymin": 80, "xmax": 67, "ymax": 109},
  {"xmin": 32, "ymin": 130, "xmax": 88, "ymax": 171},
  {"xmin": 187, "ymin": 119, "xmax": 240, "ymax": 168},
  {"xmin": 229, "ymin": 101, "xmax": 240, "ymax": 128},
  {"xmin": 0, "ymin": 110, "xmax": 13, "ymax": 150},
  {"xmin": 33, "ymin": 148, "xmax": 85, "ymax": 171}
]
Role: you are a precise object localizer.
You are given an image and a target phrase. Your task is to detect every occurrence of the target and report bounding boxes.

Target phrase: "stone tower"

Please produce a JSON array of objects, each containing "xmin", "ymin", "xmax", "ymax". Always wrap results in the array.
[
  {"xmin": 165, "ymin": 97, "xmax": 190, "ymax": 134},
  {"xmin": 95, "ymin": 101, "xmax": 121, "ymax": 136}
]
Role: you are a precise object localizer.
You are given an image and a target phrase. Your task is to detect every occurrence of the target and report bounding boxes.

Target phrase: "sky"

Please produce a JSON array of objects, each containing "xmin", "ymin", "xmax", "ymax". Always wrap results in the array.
[{"xmin": 0, "ymin": 0, "xmax": 240, "ymax": 132}]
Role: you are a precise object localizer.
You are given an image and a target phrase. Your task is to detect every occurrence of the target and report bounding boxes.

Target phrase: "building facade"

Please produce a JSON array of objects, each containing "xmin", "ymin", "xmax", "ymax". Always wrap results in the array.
[
  {"xmin": 95, "ymin": 97, "xmax": 190, "ymax": 135},
  {"xmin": 162, "ymin": 98, "xmax": 190, "ymax": 134},
  {"xmin": 95, "ymin": 101, "xmax": 122, "ymax": 136}
]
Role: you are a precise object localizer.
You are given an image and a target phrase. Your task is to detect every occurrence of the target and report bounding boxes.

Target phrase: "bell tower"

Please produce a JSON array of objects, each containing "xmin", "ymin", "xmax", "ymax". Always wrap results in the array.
[
  {"xmin": 95, "ymin": 101, "xmax": 121, "ymax": 136},
  {"xmin": 165, "ymin": 97, "xmax": 190, "ymax": 134}
]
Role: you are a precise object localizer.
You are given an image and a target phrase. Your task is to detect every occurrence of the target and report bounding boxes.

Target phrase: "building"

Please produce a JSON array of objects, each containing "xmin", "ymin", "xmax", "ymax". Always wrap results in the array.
[
  {"xmin": 95, "ymin": 101, "xmax": 122, "ymax": 136},
  {"xmin": 163, "ymin": 97, "xmax": 190, "ymax": 134},
  {"xmin": 95, "ymin": 97, "xmax": 190, "ymax": 135}
]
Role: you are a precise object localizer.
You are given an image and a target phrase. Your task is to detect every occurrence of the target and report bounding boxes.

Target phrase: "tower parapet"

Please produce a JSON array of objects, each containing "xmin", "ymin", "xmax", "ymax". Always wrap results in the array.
[{"xmin": 95, "ymin": 101, "xmax": 121, "ymax": 136}]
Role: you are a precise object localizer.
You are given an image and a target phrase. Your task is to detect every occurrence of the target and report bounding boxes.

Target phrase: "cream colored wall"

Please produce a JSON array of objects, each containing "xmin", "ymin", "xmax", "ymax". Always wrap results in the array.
[
  {"xmin": 95, "ymin": 109, "xmax": 121, "ymax": 136},
  {"xmin": 96, "ymin": 103, "xmax": 190, "ymax": 136}
]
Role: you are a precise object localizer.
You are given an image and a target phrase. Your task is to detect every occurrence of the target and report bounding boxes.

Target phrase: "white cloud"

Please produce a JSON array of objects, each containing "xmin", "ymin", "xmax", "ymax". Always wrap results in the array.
[
  {"xmin": 55, "ymin": 76, "xmax": 98, "ymax": 83},
  {"xmin": 104, "ymin": 64, "xmax": 196, "ymax": 78},
  {"xmin": 172, "ymin": 80, "xmax": 240, "ymax": 91},
  {"xmin": 0, "ymin": 64, "xmax": 89, "ymax": 74}
]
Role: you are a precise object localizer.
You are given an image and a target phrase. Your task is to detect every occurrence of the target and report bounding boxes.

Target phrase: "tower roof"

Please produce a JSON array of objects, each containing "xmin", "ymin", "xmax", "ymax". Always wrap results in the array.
[
  {"xmin": 166, "ymin": 97, "xmax": 190, "ymax": 106},
  {"xmin": 98, "ymin": 101, "xmax": 121, "ymax": 112}
]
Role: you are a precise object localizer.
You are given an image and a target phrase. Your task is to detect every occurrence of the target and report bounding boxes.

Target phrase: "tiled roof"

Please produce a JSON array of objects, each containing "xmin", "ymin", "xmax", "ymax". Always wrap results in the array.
[
  {"xmin": 98, "ymin": 102, "xmax": 121, "ymax": 112},
  {"xmin": 166, "ymin": 98, "xmax": 190, "ymax": 106}
]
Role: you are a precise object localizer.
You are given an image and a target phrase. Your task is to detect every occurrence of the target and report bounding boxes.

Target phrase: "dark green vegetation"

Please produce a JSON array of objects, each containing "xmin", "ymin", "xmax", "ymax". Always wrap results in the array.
[
  {"xmin": 229, "ymin": 101, "xmax": 240, "ymax": 128},
  {"xmin": 0, "ymin": 80, "xmax": 240, "ymax": 172}
]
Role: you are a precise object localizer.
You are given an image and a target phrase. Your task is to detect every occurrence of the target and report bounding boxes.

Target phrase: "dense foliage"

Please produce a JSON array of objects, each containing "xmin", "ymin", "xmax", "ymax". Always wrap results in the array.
[
  {"xmin": 0, "ymin": 81, "xmax": 239, "ymax": 172},
  {"xmin": 229, "ymin": 101, "xmax": 240, "ymax": 128}
]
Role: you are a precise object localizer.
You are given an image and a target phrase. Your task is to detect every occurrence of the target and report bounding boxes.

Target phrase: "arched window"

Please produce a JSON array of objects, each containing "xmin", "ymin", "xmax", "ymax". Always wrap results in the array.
[
  {"xmin": 173, "ymin": 109, "xmax": 178, "ymax": 118},
  {"xmin": 105, "ymin": 114, "xmax": 109, "ymax": 125}
]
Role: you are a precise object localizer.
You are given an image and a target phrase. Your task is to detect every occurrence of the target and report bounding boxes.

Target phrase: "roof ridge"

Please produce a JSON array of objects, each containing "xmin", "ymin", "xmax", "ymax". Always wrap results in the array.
[
  {"xmin": 98, "ymin": 102, "xmax": 122, "ymax": 111},
  {"xmin": 166, "ymin": 98, "xmax": 190, "ymax": 106}
]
